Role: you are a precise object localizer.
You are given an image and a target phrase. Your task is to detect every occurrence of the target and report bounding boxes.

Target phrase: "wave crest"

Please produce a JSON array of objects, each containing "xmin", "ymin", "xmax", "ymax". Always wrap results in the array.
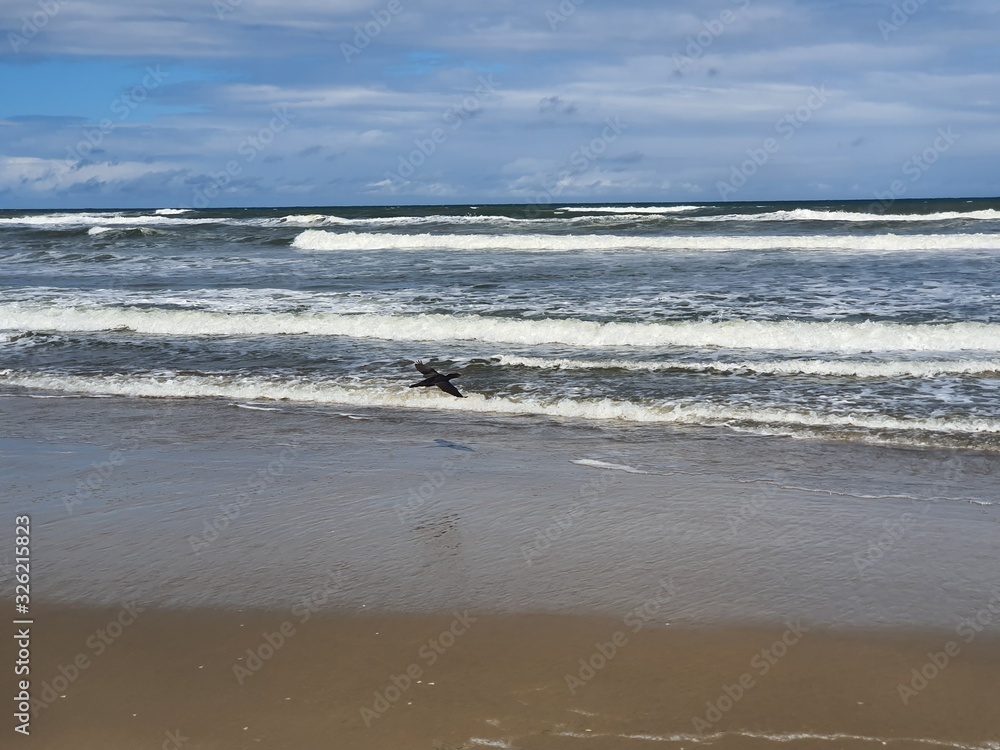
[
  {"xmin": 290, "ymin": 230, "xmax": 1000, "ymax": 253},
  {"xmin": 495, "ymin": 354, "xmax": 1000, "ymax": 378},
  {"xmin": 3, "ymin": 304, "xmax": 999, "ymax": 352},
  {"xmin": 2, "ymin": 370, "xmax": 998, "ymax": 438}
]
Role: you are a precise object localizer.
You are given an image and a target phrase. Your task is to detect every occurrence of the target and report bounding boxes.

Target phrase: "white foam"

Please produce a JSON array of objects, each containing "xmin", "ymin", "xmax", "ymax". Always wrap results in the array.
[
  {"xmin": 291, "ymin": 230, "xmax": 1000, "ymax": 253},
  {"xmin": 273, "ymin": 214, "xmax": 550, "ymax": 228},
  {"xmin": 87, "ymin": 226, "xmax": 163, "ymax": 236},
  {"xmin": 571, "ymin": 459, "xmax": 650, "ymax": 474},
  {"xmin": 497, "ymin": 354, "xmax": 1000, "ymax": 378},
  {"xmin": 0, "ymin": 212, "xmax": 215, "ymax": 228},
  {"xmin": 3, "ymin": 371, "xmax": 998, "ymax": 437},
  {"xmin": 154, "ymin": 208, "xmax": 192, "ymax": 215},
  {"xmin": 4, "ymin": 304, "xmax": 999, "ymax": 353},
  {"xmin": 556, "ymin": 205, "xmax": 701, "ymax": 214},
  {"xmin": 555, "ymin": 729, "xmax": 1000, "ymax": 749},
  {"xmin": 694, "ymin": 208, "xmax": 1000, "ymax": 223},
  {"xmin": 277, "ymin": 214, "xmax": 329, "ymax": 224}
]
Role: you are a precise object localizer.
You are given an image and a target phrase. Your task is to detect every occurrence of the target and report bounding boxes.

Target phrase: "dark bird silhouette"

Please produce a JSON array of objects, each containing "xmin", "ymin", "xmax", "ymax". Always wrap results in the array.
[{"xmin": 410, "ymin": 362, "xmax": 464, "ymax": 398}]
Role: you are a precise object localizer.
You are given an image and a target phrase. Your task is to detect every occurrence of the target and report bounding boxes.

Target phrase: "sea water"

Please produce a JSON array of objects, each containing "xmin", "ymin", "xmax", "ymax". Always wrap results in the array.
[{"xmin": 2, "ymin": 198, "xmax": 999, "ymax": 450}]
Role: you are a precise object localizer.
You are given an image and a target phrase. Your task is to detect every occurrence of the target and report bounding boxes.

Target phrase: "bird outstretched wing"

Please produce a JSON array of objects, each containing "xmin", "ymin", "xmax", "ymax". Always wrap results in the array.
[
  {"xmin": 437, "ymin": 380, "xmax": 464, "ymax": 398},
  {"xmin": 414, "ymin": 361, "xmax": 438, "ymax": 376}
]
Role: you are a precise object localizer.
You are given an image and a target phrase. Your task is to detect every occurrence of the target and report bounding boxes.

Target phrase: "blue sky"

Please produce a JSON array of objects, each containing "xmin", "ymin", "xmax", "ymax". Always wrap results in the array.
[{"xmin": 1, "ymin": 0, "xmax": 997, "ymax": 208}]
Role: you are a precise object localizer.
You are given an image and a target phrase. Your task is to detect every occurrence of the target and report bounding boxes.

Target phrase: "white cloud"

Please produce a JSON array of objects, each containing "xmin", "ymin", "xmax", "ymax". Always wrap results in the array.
[{"xmin": 0, "ymin": 156, "xmax": 185, "ymax": 193}]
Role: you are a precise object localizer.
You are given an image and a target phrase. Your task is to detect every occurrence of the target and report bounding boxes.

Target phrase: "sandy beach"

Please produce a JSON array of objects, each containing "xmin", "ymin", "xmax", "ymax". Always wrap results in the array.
[
  {"xmin": 8, "ymin": 606, "xmax": 1000, "ymax": 750},
  {"xmin": 2, "ymin": 392, "xmax": 999, "ymax": 748}
]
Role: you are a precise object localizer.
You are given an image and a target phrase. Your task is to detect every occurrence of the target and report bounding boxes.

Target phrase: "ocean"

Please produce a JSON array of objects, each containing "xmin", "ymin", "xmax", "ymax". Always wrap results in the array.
[{"xmin": 2, "ymin": 198, "xmax": 1000, "ymax": 451}]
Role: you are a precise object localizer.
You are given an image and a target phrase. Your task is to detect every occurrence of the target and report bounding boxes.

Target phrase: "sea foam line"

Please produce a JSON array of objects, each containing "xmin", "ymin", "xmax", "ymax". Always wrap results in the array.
[
  {"xmin": 496, "ymin": 354, "xmax": 1000, "ymax": 378},
  {"xmin": 555, "ymin": 729, "xmax": 1000, "ymax": 749},
  {"xmin": 274, "ymin": 213, "xmax": 588, "ymax": 226},
  {"xmin": 570, "ymin": 459, "xmax": 652, "ymax": 474},
  {"xmin": 0, "ymin": 213, "xmax": 216, "ymax": 228},
  {"xmin": 291, "ymin": 230, "xmax": 1000, "ymax": 253},
  {"xmin": 692, "ymin": 208, "xmax": 1000, "ymax": 223},
  {"xmin": 2, "ymin": 371, "xmax": 998, "ymax": 436},
  {"xmin": 3, "ymin": 304, "xmax": 999, "ymax": 353},
  {"xmin": 555, "ymin": 205, "xmax": 702, "ymax": 214}
]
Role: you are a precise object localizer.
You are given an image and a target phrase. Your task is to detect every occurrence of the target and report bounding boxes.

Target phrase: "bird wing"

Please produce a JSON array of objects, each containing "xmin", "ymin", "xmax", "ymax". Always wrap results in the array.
[
  {"xmin": 437, "ymin": 380, "xmax": 464, "ymax": 398},
  {"xmin": 414, "ymin": 361, "xmax": 438, "ymax": 376},
  {"xmin": 410, "ymin": 376, "xmax": 439, "ymax": 388}
]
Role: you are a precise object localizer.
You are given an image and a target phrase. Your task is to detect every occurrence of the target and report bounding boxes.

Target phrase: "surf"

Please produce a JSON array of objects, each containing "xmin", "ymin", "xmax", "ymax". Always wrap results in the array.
[
  {"xmin": 3, "ymin": 370, "xmax": 998, "ymax": 441},
  {"xmin": 4, "ymin": 304, "xmax": 1000, "ymax": 353},
  {"xmin": 291, "ymin": 229, "xmax": 1000, "ymax": 253}
]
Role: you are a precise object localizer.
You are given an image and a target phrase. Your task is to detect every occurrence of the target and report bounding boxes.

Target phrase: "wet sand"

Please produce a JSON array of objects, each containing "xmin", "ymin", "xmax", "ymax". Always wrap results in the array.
[
  {"xmin": 4, "ymin": 606, "xmax": 1000, "ymax": 749},
  {"xmin": 2, "ymin": 393, "xmax": 999, "ymax": 747}
]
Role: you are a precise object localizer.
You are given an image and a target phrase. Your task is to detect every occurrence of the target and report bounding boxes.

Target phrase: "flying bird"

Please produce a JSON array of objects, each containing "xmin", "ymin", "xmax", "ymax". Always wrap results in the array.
[{"xmin": 410, "ymin": 362, "xmax": 464, "ymax": 398}]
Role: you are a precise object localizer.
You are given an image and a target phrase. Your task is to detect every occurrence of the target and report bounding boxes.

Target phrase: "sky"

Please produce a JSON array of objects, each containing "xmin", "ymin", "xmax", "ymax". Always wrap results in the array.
[{"xmin": 0, "ymin": 0, "xmax": 998, "ymax": 208}]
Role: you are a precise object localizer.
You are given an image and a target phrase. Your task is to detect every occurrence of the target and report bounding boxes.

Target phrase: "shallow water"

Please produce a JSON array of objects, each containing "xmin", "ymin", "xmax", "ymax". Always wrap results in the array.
[{"xmin": 5, "ymin": 395, "xmax": 998, "ymax": 627}]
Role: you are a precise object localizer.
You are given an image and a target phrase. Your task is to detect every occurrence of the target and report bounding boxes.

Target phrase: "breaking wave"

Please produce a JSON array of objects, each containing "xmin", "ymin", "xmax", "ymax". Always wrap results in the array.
[
  {"xmin": 0, "ymin": 212, "xmax": 216, "ymax": 228},
  {"xmin": 3, "ymin": 304, "xmax": 999, "ymax": 353},
  {"xmin": 495, "ymin": 354, "xmax": 1000, "ymax": 378},
  {"xmin": 693, "ymin": 208, "xmax": 1000, "ymax": 223},
  {"xmin": 3, "ymin": 370, "xmax": 998, "ymax": 439},
  {"xmin": 291, "ymin": 230, "xmax": 1000, "ymax": 253},
  {"xmin": 555, "ymin": 205, "xmax": 702, "ymax": 214}
]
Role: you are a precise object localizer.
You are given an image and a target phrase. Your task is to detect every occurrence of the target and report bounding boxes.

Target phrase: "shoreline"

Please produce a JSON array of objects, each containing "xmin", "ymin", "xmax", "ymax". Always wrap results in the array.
[{"xmin": 3, "ymin": 392, "xmax": 999, "ymax": 627}]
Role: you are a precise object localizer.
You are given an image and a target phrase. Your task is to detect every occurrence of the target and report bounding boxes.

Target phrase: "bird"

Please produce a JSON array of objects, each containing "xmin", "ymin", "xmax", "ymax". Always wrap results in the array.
[{"xmin": 409, "ymin": 362, "xmax": 464, "ymax": 398}]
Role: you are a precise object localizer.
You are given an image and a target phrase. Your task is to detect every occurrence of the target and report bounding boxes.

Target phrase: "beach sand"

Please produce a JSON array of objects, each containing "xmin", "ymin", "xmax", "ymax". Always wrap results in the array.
[
  {"xmin": 8, "ymin": 607, "xmax": 1000, "ymax": 749},
  {"xmin": 2, "ymin": 393, "xmax": 999, "ymax": 748}
]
